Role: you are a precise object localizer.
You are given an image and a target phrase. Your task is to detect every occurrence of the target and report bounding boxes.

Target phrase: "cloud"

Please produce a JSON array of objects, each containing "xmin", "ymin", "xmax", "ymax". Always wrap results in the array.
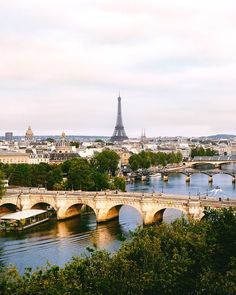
[{"xmin": 0, "ymin": 0, "xmax": 236, "ymax": 136}]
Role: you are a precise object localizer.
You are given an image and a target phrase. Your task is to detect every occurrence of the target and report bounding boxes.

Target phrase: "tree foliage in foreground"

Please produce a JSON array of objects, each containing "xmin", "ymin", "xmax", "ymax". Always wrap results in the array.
[{"xmin": 0, "ymin": 208, "xmax": 236, "ymax": 295}]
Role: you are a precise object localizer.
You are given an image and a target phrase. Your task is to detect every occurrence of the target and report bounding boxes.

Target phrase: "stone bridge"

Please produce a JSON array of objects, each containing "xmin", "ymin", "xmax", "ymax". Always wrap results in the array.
[
  {"xmin": 185, "ymin": 155, "xmax": 236, "ymax": 168},
  {"xmin": 0, "ymin": 189, "xmax": 236, "ymax": 225},
  {"xmin": 159, "ymin": 168, "xmax": 236, "ymax": 183}
]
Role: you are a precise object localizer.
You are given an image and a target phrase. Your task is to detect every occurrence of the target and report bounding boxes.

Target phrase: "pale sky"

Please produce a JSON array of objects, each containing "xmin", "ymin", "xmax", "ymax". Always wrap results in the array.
[{"xmin": 0, "ymin": 0, "xmax": 236, "ymax": 137}]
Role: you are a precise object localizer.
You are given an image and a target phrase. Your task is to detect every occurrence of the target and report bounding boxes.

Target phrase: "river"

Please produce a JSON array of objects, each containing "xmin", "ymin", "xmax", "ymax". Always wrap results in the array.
[{"xmin": 0, "ymin": 164, "xmax": 235, "ymax": 274}]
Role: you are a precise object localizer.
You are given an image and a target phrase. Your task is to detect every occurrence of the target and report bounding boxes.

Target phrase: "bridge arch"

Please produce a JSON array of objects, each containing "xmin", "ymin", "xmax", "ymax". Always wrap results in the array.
[
  {"xmin": 103, "ymin": 203, "xmax": 143, "ymax": 220},
  {"xmin": 57, "ymin": 201, "xmax": 97, "ymax": 220},
  {"xmin": 30, "ymin": 199, "xmax": 57, "ymax": 211},
  {"xmin": 31, "ymin": 202, "xmax": 56, "ymax": 210},
  {"xmin": 0, "ymin": 203, "xmax": 20, "ymax": 215},
  {"xmin": 31, "ymin": 202, "xmax": 57, "ymax": 217},
  {"xmin": 98, "ymin": 203, "xmax": 143, "ymax": 223},
  {"xmin": 144, "ymin": 206, "xmax": 189, "ymax": 225}
]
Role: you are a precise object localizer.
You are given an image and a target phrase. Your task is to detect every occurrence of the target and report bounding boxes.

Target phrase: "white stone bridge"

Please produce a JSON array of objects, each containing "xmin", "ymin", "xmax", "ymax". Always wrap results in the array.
[
  {"xmin": 186, "ymin": 155, "xmax": 236, "ymax": 168},
  {"xmin": 0, "ymin": 189, "xmax": 236, "ymax": 225}
]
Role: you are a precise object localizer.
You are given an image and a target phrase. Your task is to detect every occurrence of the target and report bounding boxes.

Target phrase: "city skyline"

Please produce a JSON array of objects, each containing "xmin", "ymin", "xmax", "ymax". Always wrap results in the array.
[{"xmin": 0, "ymin": 1, "xmax": 236, "ymax": 137}]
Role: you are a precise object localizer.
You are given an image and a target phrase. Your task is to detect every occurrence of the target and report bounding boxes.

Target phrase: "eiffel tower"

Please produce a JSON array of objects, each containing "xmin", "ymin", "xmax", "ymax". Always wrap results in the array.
[{"xmin": 111, "ymin": 94, "xmax": 128, "ymax": 142}]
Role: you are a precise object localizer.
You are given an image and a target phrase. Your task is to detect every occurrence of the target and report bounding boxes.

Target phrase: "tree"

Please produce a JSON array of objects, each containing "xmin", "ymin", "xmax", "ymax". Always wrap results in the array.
[
  {"xmin": 70, "ymin": 141, "xmax": 80, "ymax": 148},
  {"xmin": 66, "ymin": 158, "xmax": 95, "ymax": 190},
  {"xmin": 30, "ymin": 163, "xmax": 51, "ymax": 187},
  {"xmin": 92, "ymin": 170, "xmax": 110, "ymax": 191},
  {"xmin": 10, "ymin": 164, "xmax": 31, "ymax": 187},
  {"xmin": 191, "ymin": 147, "xmax": 218, "ymax": 158},
  {"xmin": 92, "ymin": 150, "xmax": 120, "ymax": 176},
  {"xmin": 47, "ymin": 167, "xmax": 64, "ymax": 190},
  {"xmin": 111, "ymin": 176, "xmax": 126, "ymax": 192},
  {"xmin": 129, "ymin": 151, "xmax": 183, "ymax": 171}
]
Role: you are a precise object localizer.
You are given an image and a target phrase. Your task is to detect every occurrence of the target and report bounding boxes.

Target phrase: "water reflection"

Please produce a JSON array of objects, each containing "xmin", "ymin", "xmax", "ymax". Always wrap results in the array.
[{"xmin": 0, "ymin": 206, "xmax": 142, "ymax": 274}]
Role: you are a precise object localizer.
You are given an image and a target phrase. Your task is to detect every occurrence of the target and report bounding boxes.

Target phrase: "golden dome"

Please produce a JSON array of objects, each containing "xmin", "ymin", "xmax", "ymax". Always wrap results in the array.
[{"xmin": 25, "ymin": 126, "xmax": 34, "ymax": 140}]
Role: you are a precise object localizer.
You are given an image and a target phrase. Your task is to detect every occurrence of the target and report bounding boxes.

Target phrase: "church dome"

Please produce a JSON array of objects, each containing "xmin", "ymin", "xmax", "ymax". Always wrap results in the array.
[
  {"xmin": 56, "ymin": 132, "xmax": 72, "ymax": 153},
  {"xmin": 25, "ymin": 126, "xmax": 34, "ymax": 141}
]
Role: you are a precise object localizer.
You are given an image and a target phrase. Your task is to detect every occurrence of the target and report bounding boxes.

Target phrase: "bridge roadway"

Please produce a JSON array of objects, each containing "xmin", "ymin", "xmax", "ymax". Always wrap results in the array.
[{"xmin": 1, "ymin": 189, "xmax": 236, "ymax": 225}]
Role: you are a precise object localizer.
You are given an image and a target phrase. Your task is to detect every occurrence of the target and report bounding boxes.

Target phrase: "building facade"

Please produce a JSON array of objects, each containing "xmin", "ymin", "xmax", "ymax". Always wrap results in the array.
[{"xmin": 0, "ymin": 151, "xmax": 29, "ymax": 164}]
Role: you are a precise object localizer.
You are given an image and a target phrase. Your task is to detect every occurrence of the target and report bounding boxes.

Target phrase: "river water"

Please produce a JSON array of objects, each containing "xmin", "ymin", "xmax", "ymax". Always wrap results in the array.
[{"xmin": 1, "ymin": 164, "xmax": 235, "ymax": 274}]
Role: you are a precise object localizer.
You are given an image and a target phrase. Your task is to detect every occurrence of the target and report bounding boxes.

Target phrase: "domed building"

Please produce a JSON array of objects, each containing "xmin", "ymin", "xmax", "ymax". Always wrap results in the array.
[
  {"xmin": 25, "ymin": 126, "xmax": 34, "ymax": 142},
  {"xmin": 55, "ymin": 132, "xmax": 72, "ymax": 153},
  {"xmin": 50, "ymin": 131, "xmax": 79, "ymax": 163}
]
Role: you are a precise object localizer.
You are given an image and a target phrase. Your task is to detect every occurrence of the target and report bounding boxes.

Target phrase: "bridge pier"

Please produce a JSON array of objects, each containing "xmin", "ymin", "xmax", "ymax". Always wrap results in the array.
[
  {"xmin": 141, "ymin": 175, "xmax": 147, "ymax": 181},
  {"xmin": 143, "ymin": 212, "xmax": 155, "ymax": 225},
  {"xmin": 57, "ymin": 206, "xmax": 82, "ymax": 220},
  {"xmin": 208, "ymin": 176, "xmax": 213, "ymax": 184},
  {"xmin": 96, "ymin": 206, "xmax": 122, "ymax": 223},
  {"xmin": 187, "ymin": 201, "xmax": 204, "ymax": 221},
  {"xmin": 142, "ymin": 209, "xmax": 166, "ymax": 225},
  {"xmin": 163, "ymin": 175, "xmax": 169, "ymax": 182},
  {"xmin": 185, "ymin": 175, "xmax": 191, "ymax": 183}
]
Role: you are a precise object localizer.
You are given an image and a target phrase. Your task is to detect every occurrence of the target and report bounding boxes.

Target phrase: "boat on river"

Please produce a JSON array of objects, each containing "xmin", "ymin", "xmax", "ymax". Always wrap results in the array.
[
  {"xmin": 149, "ymin": 173, "xmax": 161, "ymax": 178},
  {"xmin": 0, "ymin": 209, "xmax": 51, "ymax": 231}
]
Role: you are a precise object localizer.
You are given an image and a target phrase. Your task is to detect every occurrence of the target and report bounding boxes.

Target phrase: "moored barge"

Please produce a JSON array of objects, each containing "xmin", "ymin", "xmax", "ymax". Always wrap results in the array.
[{"xmin": 0, "ymin": 209, "xmax": 51, "ymax": 231}]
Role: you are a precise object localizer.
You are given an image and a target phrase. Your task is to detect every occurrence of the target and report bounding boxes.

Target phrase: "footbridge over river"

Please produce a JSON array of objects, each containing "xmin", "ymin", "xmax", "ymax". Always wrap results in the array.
[{"xmin": 1, "ymin": 189, "xmax": 236, "ymax": 225}]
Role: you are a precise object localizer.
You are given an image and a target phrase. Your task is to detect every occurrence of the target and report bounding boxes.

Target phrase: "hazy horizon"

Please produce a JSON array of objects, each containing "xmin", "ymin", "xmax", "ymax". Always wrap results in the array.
[{"xmin": 1, "ymin": 1, "xmax": 236, "ymax": 137}]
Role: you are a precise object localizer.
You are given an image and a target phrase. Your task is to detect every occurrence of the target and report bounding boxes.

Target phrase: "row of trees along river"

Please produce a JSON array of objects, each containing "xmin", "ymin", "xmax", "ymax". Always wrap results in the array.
[{"xmin": 0, "ymin": 150, "xmax": 185, "ymax": 192}]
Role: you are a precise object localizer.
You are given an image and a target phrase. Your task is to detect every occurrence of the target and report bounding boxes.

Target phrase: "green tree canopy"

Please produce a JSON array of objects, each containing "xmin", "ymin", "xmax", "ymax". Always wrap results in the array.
[
  {"xmin": 66, "ymin": 158, "xmax": 95, "ymax": 191},
  {"xmin": 91, "ymin": 150, "xmax": 120, "ymax": 176},
  {"xmin": 111, "ymin": 176, "xmax": 126, "ymax": 192},
  {"xmin": 70, "ymin": 141, "xmax": 80, "ymax": 148},
  {"xmin": 47, "ymin": 167, "xmax": 64, "ymax": 190},
  {"xmin": 10, "ymin": 164, "xmax": 31, "ymax": 187},
  {"xmin": 129, "ymin": 151, "xmax": 183, "ymax": 171},
  {"xmin": 191, "ymin": 147, "xmax": 218, "ymax": 158}
]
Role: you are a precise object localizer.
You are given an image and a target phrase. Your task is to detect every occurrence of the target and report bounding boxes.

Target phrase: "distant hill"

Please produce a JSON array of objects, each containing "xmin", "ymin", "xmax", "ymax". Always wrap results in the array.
[{"xmin": 205, "ymin": 134, "xmax": 236, "ymax": 140}]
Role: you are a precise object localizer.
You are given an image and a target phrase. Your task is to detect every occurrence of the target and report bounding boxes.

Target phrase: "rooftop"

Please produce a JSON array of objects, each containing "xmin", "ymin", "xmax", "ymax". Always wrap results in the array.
[{"xmin": 0, "ymin": 209, "xmax": 46, "ymax": 220}]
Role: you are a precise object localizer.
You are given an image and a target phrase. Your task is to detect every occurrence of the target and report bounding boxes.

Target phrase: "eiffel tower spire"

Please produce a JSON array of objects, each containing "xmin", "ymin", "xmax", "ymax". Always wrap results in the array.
[{"xmin": 111, "ymin": 94, "xmax": 128, "ymax": 142}]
